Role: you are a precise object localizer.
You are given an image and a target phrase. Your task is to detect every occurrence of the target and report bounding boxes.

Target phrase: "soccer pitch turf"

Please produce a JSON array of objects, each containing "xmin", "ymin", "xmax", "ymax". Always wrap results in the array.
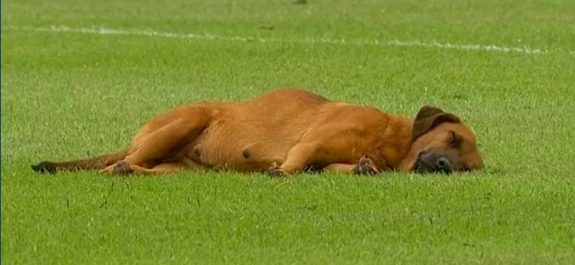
[{"xmin": 2, "ymin": 0, "xmax": 575, "ymax": 264}]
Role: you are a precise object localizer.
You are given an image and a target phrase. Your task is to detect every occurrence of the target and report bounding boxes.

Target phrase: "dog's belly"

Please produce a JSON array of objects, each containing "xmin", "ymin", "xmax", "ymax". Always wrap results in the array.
[
  {"xmin": 185, "ymin": 119, "xmax": 306, "ymax": 171},
  {"xmin": 182, "ymin": 91, "xmax": 327, "ymax": 171}
]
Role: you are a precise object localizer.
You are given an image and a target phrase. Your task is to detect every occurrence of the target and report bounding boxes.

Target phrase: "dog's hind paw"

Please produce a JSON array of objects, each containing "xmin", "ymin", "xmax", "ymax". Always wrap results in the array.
[
  {"xmin": 111, "ymin": 161, "xmax": 134, "ymax": 175},
  {"xmin": 31, "ymin": 161, "xmax": 57, "ymax": 174}
]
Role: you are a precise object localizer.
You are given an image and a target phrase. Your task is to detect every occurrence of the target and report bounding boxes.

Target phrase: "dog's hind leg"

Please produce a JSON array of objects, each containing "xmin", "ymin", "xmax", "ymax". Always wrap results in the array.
[
  {"xmin": 102, "ymin": 107, "xmax": 211, "ymax": 175},
  {"xmin": 127, "ymin": 118, "xmax": 208, "ymax": 164}
]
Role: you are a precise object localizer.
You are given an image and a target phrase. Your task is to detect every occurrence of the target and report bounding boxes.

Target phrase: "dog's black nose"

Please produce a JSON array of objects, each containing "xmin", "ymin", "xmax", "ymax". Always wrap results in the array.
[{"xmin": 436, "ymin": 157, "xmax": 450, "ymax": 169}]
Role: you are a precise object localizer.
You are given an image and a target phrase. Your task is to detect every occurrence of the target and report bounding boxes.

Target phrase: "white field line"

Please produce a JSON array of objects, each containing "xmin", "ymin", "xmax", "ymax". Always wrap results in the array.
[{"xmin": 3, "ymin": 25, "xmax": 561, "ymax": 55}]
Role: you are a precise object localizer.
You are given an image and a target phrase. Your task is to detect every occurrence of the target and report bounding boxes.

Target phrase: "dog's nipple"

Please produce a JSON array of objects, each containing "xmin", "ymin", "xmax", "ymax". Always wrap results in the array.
[{"xmin": 242, "ymin": 149, "xmax": 251, "ymax": 159}]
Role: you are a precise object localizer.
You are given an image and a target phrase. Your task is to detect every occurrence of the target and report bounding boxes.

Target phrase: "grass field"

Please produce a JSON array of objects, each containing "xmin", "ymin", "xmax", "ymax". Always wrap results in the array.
[{"xmin": 2, "ymin": 0, "xmax": 575, "ymax": 264}]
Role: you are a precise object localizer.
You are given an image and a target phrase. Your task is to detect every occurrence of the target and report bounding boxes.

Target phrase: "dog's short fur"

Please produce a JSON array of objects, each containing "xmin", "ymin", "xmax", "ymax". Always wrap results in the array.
[{"xmin": 32, "ymin": 89, "xmax": 483, "ymax": 176}]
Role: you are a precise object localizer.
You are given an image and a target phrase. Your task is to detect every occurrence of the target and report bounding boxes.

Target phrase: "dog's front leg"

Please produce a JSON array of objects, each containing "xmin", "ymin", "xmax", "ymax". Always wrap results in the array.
[
  {"xmin": 324, "ymin": 156, "xmax": 379, "ymax": 175},
  {"xmin": 268, "ymin": 143, "xmax": 319, "ymax": 176}
]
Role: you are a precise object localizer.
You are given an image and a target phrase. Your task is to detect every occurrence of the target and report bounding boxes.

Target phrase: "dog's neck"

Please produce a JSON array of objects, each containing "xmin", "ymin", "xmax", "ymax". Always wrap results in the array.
[
  {"xmin": 374, "ymin": 116, "xmax": 415, "ymax": 171},
  {"xmin": 397, "ymin": 117, "xmax": 419, "ymax": 172}
]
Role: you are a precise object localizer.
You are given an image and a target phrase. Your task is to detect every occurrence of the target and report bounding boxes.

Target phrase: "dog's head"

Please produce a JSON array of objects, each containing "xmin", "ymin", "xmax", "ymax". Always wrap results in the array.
[{"xmin": 404, "ymin": 106, "xmax": 483, "ymax": 174}]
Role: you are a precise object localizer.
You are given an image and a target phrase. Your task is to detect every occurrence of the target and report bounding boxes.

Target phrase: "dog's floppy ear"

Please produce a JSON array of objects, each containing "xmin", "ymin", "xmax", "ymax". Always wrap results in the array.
[{"xmin": 412, "ymin": 106, "xmax": 461, "ymax": 140}]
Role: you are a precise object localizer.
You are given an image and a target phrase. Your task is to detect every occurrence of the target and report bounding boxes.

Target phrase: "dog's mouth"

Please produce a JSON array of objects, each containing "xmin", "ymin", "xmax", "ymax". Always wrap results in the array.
[{"xmin": 413, "ymin": 150, "xmax": 453, "ymax": 174}]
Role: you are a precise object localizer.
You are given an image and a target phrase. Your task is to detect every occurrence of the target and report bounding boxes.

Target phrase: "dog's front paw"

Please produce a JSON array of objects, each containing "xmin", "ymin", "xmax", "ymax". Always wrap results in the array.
[
  {"xmin": 266, "ymin": 162, "xmax": 286, "ymax": 177},
  {"xmin": 352, "ymin": 156, "xmax": 378, "ymax": 176}
]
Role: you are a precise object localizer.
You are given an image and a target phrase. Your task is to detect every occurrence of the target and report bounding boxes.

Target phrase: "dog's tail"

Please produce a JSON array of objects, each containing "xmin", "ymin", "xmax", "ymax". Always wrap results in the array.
[{"xmin": 31, "ymin": 151, "xmax": 128, "ymax": 174}]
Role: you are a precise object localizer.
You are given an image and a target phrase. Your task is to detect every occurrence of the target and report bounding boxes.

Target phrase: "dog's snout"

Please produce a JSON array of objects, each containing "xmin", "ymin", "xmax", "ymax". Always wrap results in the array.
[{"xmin": 415, "ymin": 150, "xmax": 452, "ymax": 174}]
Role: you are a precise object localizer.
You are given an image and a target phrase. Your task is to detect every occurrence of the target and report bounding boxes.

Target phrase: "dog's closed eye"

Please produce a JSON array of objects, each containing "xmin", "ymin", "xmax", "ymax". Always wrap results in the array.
[{"xmin": 448, "ymin": 130, "xmax": 463, "ymax": 148}]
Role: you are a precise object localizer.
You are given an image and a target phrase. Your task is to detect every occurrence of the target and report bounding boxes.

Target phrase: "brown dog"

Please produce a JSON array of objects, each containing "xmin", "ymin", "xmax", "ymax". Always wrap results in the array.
[{"xmin": 32, "ymin": 89, "xmax": 483, "ymax": 176}]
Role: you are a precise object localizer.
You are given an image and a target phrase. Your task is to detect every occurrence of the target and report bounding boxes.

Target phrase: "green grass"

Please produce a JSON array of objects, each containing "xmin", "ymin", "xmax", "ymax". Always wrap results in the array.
[{"xmin": 2, "ymin": 0, "xmax": 575, "ymax": 264}]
